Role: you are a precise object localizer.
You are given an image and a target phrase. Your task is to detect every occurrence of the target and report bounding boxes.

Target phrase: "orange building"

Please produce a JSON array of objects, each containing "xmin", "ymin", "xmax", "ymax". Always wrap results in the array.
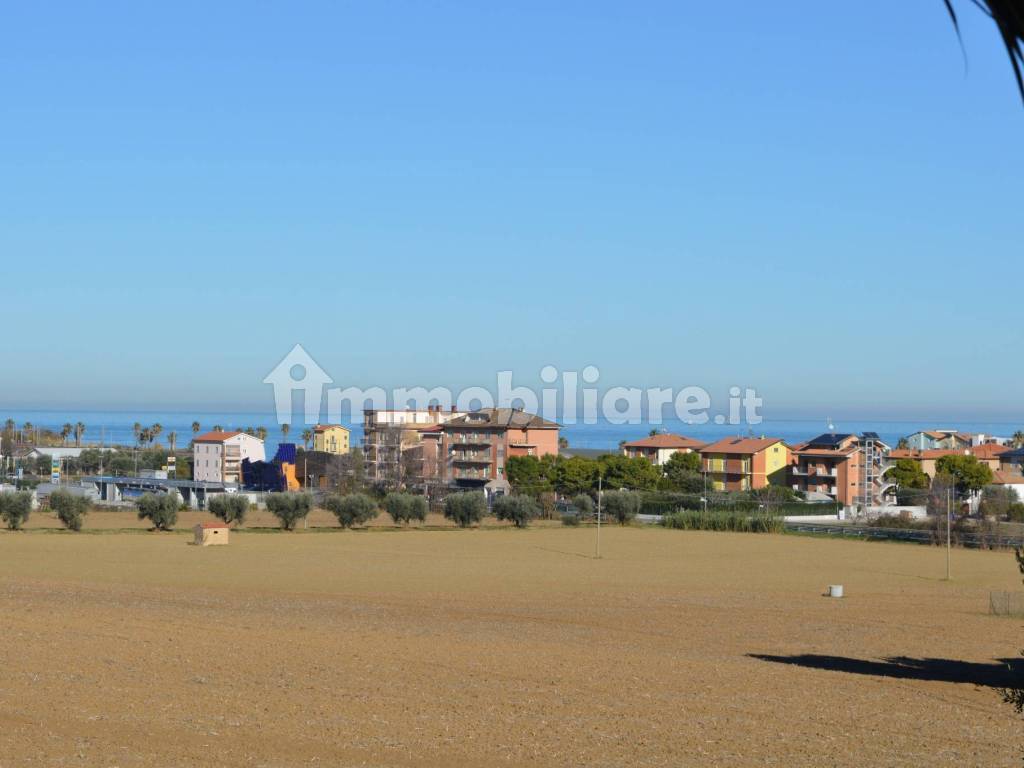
[
  {"xmin": 888, "ymin": 443, "xmax": 1008, "ymax": 479},
  {"xmin": 700, "ymin": 437, "xmax": 789, "ymax": 491},
  {"xmin": 789, "ymin": 433, "xmax": 892, "ymax": 506}
]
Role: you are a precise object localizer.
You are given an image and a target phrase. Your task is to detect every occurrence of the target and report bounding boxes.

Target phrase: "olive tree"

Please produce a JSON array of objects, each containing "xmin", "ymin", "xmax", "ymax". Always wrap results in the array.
[
  {"xmin": 0, "ymin": 491, "xmax": 33, "ymax": 530},
  {"xmin": 136, "ymin": 493, "xmax": 179, "ymax": 531},
  {"xmin": 265, "ymin": 493, "xmax": 312, "ymax": 531},
  {"xmin": 493, "ymin": 495, "xmax": 540, "ymax": 528},
  {"xmin": 208, "ymin": 494, "xmax": 250, "ymax": 526},
  {"xmin": 572, "ymin": 494, "xmax": 594, "ymax": 518},
  {"xmin": 323, "ymin": 493, "xmax": 378, "ymax": 528},
  {"xmin": 49, "ymin": 489, "xmax": 90, "ymax": 531},
  {"xmin": 384, "ymin": 492, "xmax": 427, "ymax": 525},
  {"xmin": 444, "ymin": 492, "xmax": 487, "ymax": 528},
  {"xmin": 602, "ymin": 490, "xmax": 641, "ymax": 525}
]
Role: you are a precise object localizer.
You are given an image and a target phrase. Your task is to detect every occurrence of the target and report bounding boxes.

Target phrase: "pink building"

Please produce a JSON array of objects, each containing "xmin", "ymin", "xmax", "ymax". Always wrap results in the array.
[{"xmin": 421, "ymin": 408, "xmax": 560, "ymax": 490}]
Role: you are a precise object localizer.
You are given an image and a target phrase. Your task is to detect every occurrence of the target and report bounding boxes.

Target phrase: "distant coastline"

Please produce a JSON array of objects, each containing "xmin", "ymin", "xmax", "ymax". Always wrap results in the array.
[{"xmin": 3, "ymin": 408, "xmax": 1022, "ymax": 455}]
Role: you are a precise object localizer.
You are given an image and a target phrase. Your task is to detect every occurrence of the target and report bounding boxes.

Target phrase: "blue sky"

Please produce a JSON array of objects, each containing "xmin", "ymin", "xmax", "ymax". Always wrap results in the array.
[{"xmin": 1, "ymin": 1, "xmax": 1021, "ymax": 419}]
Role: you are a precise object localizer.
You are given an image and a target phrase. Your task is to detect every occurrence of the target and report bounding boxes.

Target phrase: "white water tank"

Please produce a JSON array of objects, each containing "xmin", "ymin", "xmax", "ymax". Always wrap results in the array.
[{"xmin": 827, "ymin": 584, "xmax": 844, "ymax": 598}]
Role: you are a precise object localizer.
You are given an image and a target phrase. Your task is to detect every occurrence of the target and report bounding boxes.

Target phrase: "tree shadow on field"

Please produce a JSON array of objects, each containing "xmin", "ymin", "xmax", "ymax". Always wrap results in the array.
[{"xmin": 748, "ymin": 654, "xmax": 1021, "ymax": 688}]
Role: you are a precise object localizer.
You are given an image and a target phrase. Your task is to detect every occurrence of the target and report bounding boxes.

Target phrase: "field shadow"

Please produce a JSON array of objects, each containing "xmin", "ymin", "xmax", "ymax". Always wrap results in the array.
[{"xmin": 748, "ymin": 653, "xmax": 1021, "ymax": 688}]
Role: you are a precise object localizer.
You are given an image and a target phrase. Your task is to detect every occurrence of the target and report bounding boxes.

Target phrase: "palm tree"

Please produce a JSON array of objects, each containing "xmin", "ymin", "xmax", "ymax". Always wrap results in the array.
[
  {"xmin": 22, "ymin": 422, "xmax": 33, "ymax": 445},
  {"xmin": 212, "ymin": 424, "xmax": 223, "ymax": 432},
  {"xmin": 60, "ymin": 423, "xmax": 72, "ymax": 446},
  {"xmin": 256, "ymin": 426, "xmax": 268, "ymax": 442},
  {"xmin": 301, "ymin": 429, "xmax": 313, "ymax": 449},
  {"xmin": 74, "ymin": 422, "xmax": 85, "ymax": 447},
  {"xmin": 192, "ymin": 421, "xmax": 201, "ymax": 435},
  {"xmin": 1013, "ymin": 431, "xmax": 1024, "ymax": 449},
  {"xmin": 133, "ymin": 422, "xmax": 142, "ymax": 447},
  {"xmin": 150, "ymin": 423, "xmax": 163, "ymax": 446},
  {"xmin": 167, "ymin": 431, "xmax": 177, "ymax": 452},
  {"xmin": 139, "ymin": 427, "xmax": 151, "ymax": 447},
  {"xmin": 281, "ymin": 423, "xmax": 291, "ymax": 441},
  {"xmin": 3, "ymin": 418, "xmax": 14, "ymax": 433}
]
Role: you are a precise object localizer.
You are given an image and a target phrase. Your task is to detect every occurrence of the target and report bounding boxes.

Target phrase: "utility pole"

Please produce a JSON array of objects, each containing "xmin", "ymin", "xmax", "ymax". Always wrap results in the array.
[
  {"xmin": 596, "ymin": 473, "xmax": 602, "ymax": 559},
  {"xmin": 945, "ymin": 487, "xmax": 952, "ymax": 580},
  {"xmin": 702, "ymin": 471, "xmax": 708, "ymax": 515}
]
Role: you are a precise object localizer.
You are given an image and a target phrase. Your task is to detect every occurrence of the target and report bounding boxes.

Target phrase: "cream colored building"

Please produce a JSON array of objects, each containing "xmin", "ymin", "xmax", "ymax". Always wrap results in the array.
[
  {"xmin": 194, "ymin": 522, "xmax": 229, "ymax": 546},
  {"xmin": 192, "ymin": 431, "xmax": 266, "ymax": 484},
  {"xmin": 312, "ymin": 424, "xmax": 351, "ymax": 455}
]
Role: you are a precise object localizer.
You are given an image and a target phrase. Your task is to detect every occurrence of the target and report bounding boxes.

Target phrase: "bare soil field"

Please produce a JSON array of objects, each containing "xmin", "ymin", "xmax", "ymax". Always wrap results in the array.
[{"xmin": 1, "ymin": 526, "xmax": 1022, "ymax": 767}]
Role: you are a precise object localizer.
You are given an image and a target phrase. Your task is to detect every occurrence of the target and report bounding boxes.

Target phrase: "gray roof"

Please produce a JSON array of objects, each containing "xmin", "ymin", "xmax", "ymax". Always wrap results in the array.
[{"xmin": 445, "ymin": 408, "xmax": 559, "ymax": 430}]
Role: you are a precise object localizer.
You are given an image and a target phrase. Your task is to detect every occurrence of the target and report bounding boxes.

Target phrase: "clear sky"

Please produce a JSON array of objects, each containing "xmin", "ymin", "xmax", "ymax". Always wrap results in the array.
[{"xmin": 1, "ymin": 1, "xmax": 1021, "ymax": 419}]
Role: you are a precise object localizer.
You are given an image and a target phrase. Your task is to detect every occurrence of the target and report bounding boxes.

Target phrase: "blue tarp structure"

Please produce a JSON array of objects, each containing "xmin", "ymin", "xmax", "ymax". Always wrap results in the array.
[
  {"xmin": 241, "ymin": 458, "xmax": 286, "ymax": 492},
  {"xmin": 242, "ymin": 443, "xmax": 298, "ymax": 491},
  {"xmin": 274, "ymin": 443, "xmax": 297, "ymax": 463}
]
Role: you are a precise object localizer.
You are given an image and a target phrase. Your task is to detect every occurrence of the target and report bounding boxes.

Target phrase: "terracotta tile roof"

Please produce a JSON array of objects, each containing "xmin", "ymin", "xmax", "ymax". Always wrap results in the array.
[
  {"xmin": 888, "ymin": 448, "xmax": 960, "ymax": 460},
  {"xmin": 193, "ymin": 430, "xmax": 243, "ymax": 443},
  {"xmin": 992, "ymin": 470, "xmax": 1024, "ymax": 485},
  {"xmin": 970, "ymin": 444, "xmax": 1009, "ymax": 460},
  {"xmin": 445, "ymin": 408, "xmax": 560, "ymax": 430},
  {"xmin": 700, "ymin": 436, "xmax": 786, "ymax": 455},
  {"xmin": 622, "ymin": 433, "xmax": 706, "ymax": 450},
  {"xmin": 313, "ymin": 424, "xmax": 349, "ymax": 433}
]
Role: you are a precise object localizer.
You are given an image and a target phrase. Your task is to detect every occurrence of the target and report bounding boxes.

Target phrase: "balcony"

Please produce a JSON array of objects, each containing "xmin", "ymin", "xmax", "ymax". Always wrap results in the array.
[
  {"xmin": 450, "ymin": 435, "xmax": 491, "ymax": 446},
  {"xmin": 452, "ymin": 453, "xmax": 491, "ymax": 464}
]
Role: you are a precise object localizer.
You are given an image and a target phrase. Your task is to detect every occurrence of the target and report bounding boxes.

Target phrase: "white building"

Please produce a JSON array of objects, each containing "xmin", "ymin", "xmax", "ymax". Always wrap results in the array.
[{"xmin": 193, "ymin": 431, "xmax": 265, "ymax": 485}]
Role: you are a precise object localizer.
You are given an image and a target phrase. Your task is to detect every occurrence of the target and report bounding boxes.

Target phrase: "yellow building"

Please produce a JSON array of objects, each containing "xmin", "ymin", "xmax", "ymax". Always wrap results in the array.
[{"xmin": 312, "ymin": 424, "xmax": 351, "ymax": 455}]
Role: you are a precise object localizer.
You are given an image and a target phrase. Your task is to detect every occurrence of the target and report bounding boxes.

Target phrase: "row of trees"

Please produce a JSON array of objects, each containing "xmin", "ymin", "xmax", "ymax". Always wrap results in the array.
[
  {"xmin": 885, "ymin": 454, "xmax": 996, "ymax": 511},
  {"xmin": 504, "ymin": 451, "xmax": 703, "ymax": 497}
]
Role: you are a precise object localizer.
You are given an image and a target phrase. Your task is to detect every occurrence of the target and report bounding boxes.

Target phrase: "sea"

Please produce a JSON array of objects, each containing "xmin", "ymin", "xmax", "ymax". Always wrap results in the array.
[{"xmin": 3, "ymin": 409, "xmax": 1022, "ymax": 456}]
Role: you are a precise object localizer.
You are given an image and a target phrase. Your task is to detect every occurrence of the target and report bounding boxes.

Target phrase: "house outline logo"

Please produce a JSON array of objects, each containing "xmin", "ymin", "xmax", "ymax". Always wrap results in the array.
[{"xmin": 262, "ymin": 344, "xmax": 333, "ymax": 425}]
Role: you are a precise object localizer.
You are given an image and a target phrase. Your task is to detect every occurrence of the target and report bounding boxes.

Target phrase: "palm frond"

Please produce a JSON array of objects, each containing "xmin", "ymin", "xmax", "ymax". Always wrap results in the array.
[{"xmin": 944, "ymin": 0, "xmax": 1024, "ymax": 102}]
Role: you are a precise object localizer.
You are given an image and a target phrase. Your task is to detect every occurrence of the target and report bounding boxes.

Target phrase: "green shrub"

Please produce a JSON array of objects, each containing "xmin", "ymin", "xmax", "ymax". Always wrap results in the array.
[
  {"xmin": 1008, "ymin": 503, "xmax": 1024, "ymax": 522},
  {"xmin": 602, "ymin": 490, "xmax": 641, "ymax": 525},
  {"xmin": 323, "ymin": 493, "xmax": 379, "ymax": 528},
  {"xmin": 561, "ymin": 513, "xmax": 581, "ymax": 527},
  {"xmin": 493, "ymin": 495, "xmax": 540, "ymax": 528},
  {"xmin": 136, "ymin": 493, "xmax": 178, "ymax": 531},
  {"xmin": 49, "ymin": 489, "xmax": 90, "ymax": 531},
  {"xmin": 265, "ymin": 493, "xmax": 312, "ymax": 531},
  {"xmin": 444, "ymin": 492, "xmax": 486, "ymax": 528},
  {"xmin": 384, "ymin": 492, "xmax": 428, "ymax": 525},
  {"xmin": 207, "ymin": 494, "xmax": 250, "ymax": 526},
  {"xmin": 0, "ymin": 491, "xmax": 33, "ymax": 530}
]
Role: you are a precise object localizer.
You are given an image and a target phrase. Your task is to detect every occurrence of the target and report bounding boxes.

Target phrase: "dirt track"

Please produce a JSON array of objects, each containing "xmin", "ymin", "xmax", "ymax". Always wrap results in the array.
[{"xmin": 1, "ymin": 526, "xmax": 1022, "ymax": 766}]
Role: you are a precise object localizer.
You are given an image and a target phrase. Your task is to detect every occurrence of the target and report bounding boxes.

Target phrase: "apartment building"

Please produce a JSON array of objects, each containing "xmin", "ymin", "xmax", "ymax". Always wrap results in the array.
[
  {"xmin": 362, "ymin": 406, "xmax": 465, "ymax": 487},
  {"xmin": 421, "ymin": 408, "xmax": 560, "ymax": 489},
  {"xmin": 789, "ymin": 432, "xmax": 893, "ymax": 506},
  {"xmin": 621, "ymin": 433, "xmax": 706, "ymax": 465},
  {"xmin": 312, "ymin": 424, "xmax": 350, "ymax": 455},
  {"xmin": 193, "ymin": 431, "xmax": 266, "ymax": 484},
  {"xmin": 700, "ymin": 437, "xmax": 788, "ymax": 491}
]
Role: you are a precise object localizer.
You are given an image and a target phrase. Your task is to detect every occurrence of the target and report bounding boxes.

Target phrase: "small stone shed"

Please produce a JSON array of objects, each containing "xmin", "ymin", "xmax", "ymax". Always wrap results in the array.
[{"xmin": 194, "ymin": 521, "xmax": 229, "ymax": 546}]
